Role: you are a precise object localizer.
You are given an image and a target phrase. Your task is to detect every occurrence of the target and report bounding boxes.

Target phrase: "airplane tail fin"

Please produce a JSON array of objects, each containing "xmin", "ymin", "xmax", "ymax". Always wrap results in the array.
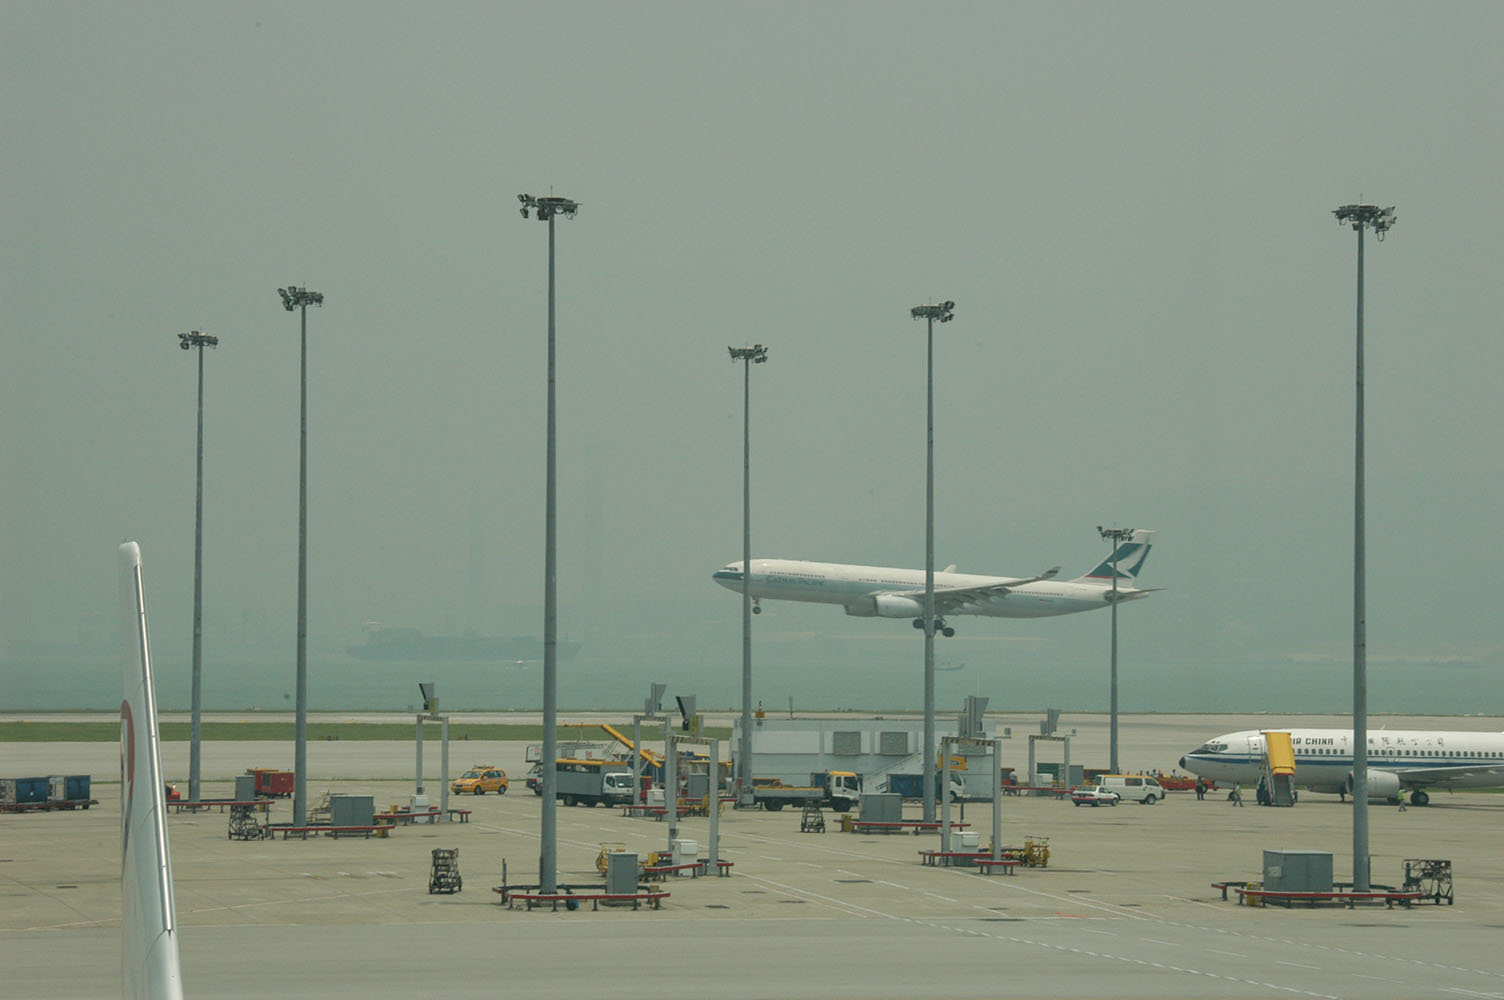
[
  {"xmin": 119, "ymin": 542, "xmax": 186, "ymax": 1000},
  {"xmin": 1075, "ymin": 529, "xmax": 1156, "ymax": 585}
]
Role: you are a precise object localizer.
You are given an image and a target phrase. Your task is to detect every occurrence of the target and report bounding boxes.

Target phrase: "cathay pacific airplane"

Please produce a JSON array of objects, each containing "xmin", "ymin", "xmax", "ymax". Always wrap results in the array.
[
  {"xmin": 713, "ymin": 529, "xmax": 1156, "ymax": 635},
  {"xmin": 1180, "ymin": 727, "xmax": 1504, "ymax": 806}
]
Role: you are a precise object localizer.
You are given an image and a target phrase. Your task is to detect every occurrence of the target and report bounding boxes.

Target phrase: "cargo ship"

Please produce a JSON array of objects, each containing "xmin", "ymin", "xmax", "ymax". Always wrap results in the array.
[{"xmin": 346, "ymin": 624, "xmax": 580, "ymax": 662}]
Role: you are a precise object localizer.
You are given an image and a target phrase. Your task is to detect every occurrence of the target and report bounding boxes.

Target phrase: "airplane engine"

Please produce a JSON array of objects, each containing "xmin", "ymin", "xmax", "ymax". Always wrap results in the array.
[
  {"xmin": 844, "ymin": 594, "xmax": 925, "ymax": 618},
  {"xmin": 1344, "ymin": 768, "xmax": 1403, "ymax": 803}
]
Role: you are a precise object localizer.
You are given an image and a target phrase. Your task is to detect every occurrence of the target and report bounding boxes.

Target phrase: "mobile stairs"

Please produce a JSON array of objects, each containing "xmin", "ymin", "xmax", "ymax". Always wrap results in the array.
[{"xmin": 1258, "ymin": 731, "xmax": 1297, "ymax": 806}]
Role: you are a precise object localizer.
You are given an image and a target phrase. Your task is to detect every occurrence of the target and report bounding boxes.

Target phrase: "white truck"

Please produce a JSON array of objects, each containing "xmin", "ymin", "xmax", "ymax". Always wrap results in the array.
[
  {"xmin": 554, "ymin": 759, "xmax": 635, "ymax": 807},
  {"xmin": 752, "ymin": 770, "xmax": 862, "ymax": 813}
]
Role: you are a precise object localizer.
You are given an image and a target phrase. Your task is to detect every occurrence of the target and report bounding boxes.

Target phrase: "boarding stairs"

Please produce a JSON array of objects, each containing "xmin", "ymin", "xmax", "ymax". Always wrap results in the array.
[{"xmin": 1258, "ymin": 731, "xmax": 1297, "ymax": 806}]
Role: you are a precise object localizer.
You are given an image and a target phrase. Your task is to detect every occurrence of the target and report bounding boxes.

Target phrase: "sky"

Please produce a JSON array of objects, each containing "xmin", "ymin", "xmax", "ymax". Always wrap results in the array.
[{"xmin": 4, "ymin": 2, "xmax": 1502, "ymax": 716}]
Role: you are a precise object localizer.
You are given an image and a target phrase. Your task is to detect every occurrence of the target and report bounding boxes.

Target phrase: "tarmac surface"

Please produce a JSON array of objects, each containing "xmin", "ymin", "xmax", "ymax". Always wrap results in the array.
[{"xmin": 4, "ymin": 712, "xmax": 1503, "ymax": 999}]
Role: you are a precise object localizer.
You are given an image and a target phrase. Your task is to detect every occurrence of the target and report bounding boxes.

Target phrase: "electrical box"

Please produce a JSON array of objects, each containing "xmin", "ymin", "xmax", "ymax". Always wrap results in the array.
[
  {"xmin": 330, "ymin": 794, "xmax": 375, "ymax": 828},
  {"xmin": 234, "ymin": 775, "xmax": 257, "ymax": 801},
  {"xmin": 859, "ymin": 793, "xmax": 901, "ymax": 823},
  {"xmin": 1262, "ymin": 850, "xmax": 1333, "ymax": 893},
  {"xmin": 605, "ymin": 852, "xmax": 638, "ymax": 895}
]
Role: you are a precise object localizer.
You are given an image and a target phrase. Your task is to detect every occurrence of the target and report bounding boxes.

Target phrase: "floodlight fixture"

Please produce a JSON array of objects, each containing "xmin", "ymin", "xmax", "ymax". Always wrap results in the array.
[
  {"xmin": 178, "ymin": 331, "xmax": 219, "ymax": 351},
  {"xmin": 911, "ymin": 302, "xmax": 955, "ymax": 323},
  {"xmin": 728, "ymin": 344, "xmax": 769, "ymax": 364},
  {"xmin": 1334, "ymin": 203, "xmax": 1397, "ymax": 241},
  {"xmin": 278, "ymin": 286, "xmax": 324, "ymax": 311},
  {"xmin": 517, "ymin": 193, "xmax": 580, "ymax": 222}
]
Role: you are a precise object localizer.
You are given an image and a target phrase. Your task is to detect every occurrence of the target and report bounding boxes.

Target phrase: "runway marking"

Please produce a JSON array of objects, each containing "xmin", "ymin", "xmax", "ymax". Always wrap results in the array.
[
  {"xmin": 1276, "ymin": 960, "xmax": 1322, "ymax": 970},
  {"xmin": 733, "ymin": 872, "xmax": 896, "ymax": 920}
]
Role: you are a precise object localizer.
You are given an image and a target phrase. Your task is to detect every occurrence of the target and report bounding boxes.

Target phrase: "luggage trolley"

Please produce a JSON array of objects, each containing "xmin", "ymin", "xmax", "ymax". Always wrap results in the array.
[
  {"xmin": 1402, "ymin": 858, "xmax": 1452, "ymax": 904},
  {"xmin": 429, "ymin": 847, "xmax": 462, "ymax": 894}
]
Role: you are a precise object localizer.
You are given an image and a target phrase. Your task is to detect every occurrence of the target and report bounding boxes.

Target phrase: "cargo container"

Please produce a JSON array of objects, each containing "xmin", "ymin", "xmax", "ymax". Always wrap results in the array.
[
  {"xmin": 13, "ymin": 777, "xmax": 50, "ymax": 804},
  {"xmin": 48, "ymin": 775, "xmax": 92, "ymax": 802},
  {"xmin": 247, "ymin": 768, "xmax": 295, "ymax": 797}
]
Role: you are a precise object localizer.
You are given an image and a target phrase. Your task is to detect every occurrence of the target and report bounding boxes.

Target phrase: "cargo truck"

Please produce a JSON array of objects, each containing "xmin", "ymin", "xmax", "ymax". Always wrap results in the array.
[
  {"xmin": 555, "ymin": 759, "xmax": 634, "ymax": 807},
  {"xmin": 877, "ymin": 772, "xmax": 968, "ymax": 801},
  {"xmin": 752, "ymin": 770, "xmax": 862, "ymax": 812}
]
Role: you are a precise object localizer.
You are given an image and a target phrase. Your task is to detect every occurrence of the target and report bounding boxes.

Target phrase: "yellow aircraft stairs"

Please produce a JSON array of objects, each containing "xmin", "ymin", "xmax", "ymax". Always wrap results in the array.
[{"xmin": 1259, "ymin": 731, "xmax": 1297, "ymax": 806}]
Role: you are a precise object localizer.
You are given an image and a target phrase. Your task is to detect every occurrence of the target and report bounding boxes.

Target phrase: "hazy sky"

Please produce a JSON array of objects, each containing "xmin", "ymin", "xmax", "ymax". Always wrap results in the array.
[{"xmin": 4, "ymin": 3, "xmax": 1502, "ymax": 714}]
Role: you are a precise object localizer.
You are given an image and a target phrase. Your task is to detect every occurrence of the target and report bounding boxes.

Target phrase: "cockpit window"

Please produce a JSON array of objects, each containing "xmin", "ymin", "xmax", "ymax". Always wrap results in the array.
[{"xmin": 1198, "ymin": 742, "xmax": 1227, "ymax": 754}]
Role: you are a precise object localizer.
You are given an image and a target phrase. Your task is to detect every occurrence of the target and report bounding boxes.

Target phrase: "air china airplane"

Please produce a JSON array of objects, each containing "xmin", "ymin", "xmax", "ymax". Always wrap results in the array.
[
  {"xmin": 713, "ymin": 529, "xmax": 1156, "ymax": 635},
  {"xmin": 1179, "ymin": 728, "xmax": 1504, "ymax": 806},
  {"xmin": 119, "ymin": 542, "xmax": 185, "ymax": 1000}
]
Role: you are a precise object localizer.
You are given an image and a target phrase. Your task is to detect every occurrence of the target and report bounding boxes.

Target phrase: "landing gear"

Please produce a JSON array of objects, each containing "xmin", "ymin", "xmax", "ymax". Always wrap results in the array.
[
  {"xmin": 752, "ymin": 599, "xmax": 762, "ymax": 615},
  {"xmin": 1411, "ymin": 789, "xmax": 1429, "ymax": 807},
  {"xmin": 912, "ymin": 617, "xmax": 955, "ymax": 637}
]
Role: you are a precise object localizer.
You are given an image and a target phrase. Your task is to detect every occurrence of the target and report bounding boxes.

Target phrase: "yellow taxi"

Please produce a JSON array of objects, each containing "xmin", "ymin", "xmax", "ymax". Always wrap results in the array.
[{"xmin": 451, "ymin": 766, "xmax": 508, "ymax": 795}]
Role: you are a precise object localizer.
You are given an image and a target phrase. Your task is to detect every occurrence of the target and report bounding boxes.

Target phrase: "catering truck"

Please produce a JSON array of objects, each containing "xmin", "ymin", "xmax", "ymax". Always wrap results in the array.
[
  {"xmin": 554, "ymin": 759, "xmax": 634, "ymax": 807},
  {"xmin": 752, "ymin": 770, "xmax": 862, "ymax": 812}
]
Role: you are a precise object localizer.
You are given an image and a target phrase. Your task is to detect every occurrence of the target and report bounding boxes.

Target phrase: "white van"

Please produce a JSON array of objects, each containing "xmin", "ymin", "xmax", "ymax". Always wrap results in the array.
[{"xmin": 1101, "ymin": 774, "xmax": 1164, "ymax": 804}]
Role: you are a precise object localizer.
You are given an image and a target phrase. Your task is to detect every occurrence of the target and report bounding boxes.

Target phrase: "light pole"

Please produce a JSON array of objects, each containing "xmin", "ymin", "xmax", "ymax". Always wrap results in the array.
[
  {"xmin": 729, "ymin": 344, "xmax": 768, "ymax": 807},
  {"xmin": 278, "ymin": 285, "xmax": 322, "ymax": 827},
  {"xmin": 1097, "ymin": 525, "xmax": 1133, "ymax": 775},
  {"xmin": 519, "ymin": 192, "xmax": 578, "ymax": 894},
  {"xmin": 1333, "ymin": 201, "xmax": 1394, "ymax": 893},
  {"xmin": 178, "ymin": 330, "xmax": 218, "ymax": 803},
  {"xmin": 911, "ymin": 300, "xmax": 954, "ymax": 822}
]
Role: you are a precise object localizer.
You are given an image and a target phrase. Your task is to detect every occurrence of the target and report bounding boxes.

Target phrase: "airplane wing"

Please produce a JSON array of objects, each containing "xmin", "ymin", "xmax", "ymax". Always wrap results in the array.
[
  {"xmin": 1395, "ymin": 762, "xmax": 1504, "ymax": 788},
  {"xmin": 119, "ymin": 542, "xmax": 186, "ymax": 1000},
  {"xmin": 892, "ymin": 567, "xmax": 1061, "ymax": 615}
]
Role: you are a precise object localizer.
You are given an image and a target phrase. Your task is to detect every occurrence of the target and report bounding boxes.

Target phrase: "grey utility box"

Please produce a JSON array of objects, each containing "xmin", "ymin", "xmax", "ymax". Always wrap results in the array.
[
  {"xmin": 859, "ymin": 793, "xmax": 901, "ymax": 823},
  {"xmin": 605, "ymin": 852, "xmax": 638, "ymax": 895},
  {"xmin": 330, "ymin": 794, "xmax": 375, "ymax": 828},
  {"xmin": 234, "ymin": 775, "xmax": 257, "ymax": 801},
  {"xmin": 1263, "ymin": 850, "xmax": 1333, "ymax": 893}
]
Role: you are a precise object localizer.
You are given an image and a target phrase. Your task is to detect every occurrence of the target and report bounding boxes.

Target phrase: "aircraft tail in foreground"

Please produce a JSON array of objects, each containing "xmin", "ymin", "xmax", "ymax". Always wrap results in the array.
[{"xmin": 119, "ymin": 542, "xmax": 186, "ymax": 1000}]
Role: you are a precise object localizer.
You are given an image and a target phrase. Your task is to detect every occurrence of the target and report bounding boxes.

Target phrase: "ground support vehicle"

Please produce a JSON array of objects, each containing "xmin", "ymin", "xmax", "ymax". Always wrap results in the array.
[
  {"xmin": 879, "ymin": 772, "xmax": 968, "ymax": 801},
  {"xmin": 752, "ymin": 770, "xmax": 861, "ymax": 813},
  {"xmin": 451, "ymin": 766, "xmax": 508, "ymax": 795},
  {"xmin": 1071, "ymin": 786, "xmax": 1120, "ymax": 806},
  {"xmin": 1101, "ymin": 774, "xmax": 1165, "ymax": 804},
  {"xmin": 556, "ymin": 759, "xmax": 634, "ymax": 807}
]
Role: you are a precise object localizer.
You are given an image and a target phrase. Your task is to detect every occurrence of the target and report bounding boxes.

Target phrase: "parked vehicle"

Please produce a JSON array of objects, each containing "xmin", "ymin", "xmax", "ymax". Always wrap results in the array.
[
  {"xmin": 1071, "ymin": 785, "xmax": 1120, "ymax": 807},
  {"xmin": 556, "ymin": 759, "xmax": 634, "ymax": 807},
  {"xmin": 451, "ymin": 766, "xmax": 508, "ymax": 795},
  {"xmin": 1101, "ymin": 774, "xmax": 1165, "ymax": 804},
  {"xmin": 878, "ymin": 772, "xmax": 968, "ymax": 801},
  {"xmin": 526, "ymin": 763, "xmax": 542, "ymax": 796},
  {"xmin": 753, "ymin": 770, "xmax": 862, "ymax": 813}
]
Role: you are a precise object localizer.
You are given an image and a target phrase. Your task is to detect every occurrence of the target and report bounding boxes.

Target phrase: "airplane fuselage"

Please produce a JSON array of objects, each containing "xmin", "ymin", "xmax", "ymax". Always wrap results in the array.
[
  {"xmin": 1181, "ymin": 727, "xmax": 1504, "ymax": 798},
  {"xmin": 713, "ymin": 558, "xmax": 1142, "ymax": 620}
]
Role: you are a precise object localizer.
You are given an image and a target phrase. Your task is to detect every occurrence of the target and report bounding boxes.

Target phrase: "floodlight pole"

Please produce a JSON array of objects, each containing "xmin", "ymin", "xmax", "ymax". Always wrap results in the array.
[
  {"xmin": 178, "ymin": 331, "xmax": 218, "ymax": 803},
  {"xmin": 519, "ymin": 192, "xmax": 578, "ymax": 894},
  {"xmin": 1334, "ymin": 202, "xmax": 1394, "ymax": 894},
  {"xmin": 729, "ymin": 344, "xmax": 768, "ymax": 807},
  {"xmin": 1098, "ymin": 526, "xmax": 1132, "ymax": 774},
  {"xmin": 278, "ymin": 286, "xmax": 322, "ymax": 827},
  {"xmin": 911, "ymin": 301, "xmax": 954, "ymax": 822}
]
